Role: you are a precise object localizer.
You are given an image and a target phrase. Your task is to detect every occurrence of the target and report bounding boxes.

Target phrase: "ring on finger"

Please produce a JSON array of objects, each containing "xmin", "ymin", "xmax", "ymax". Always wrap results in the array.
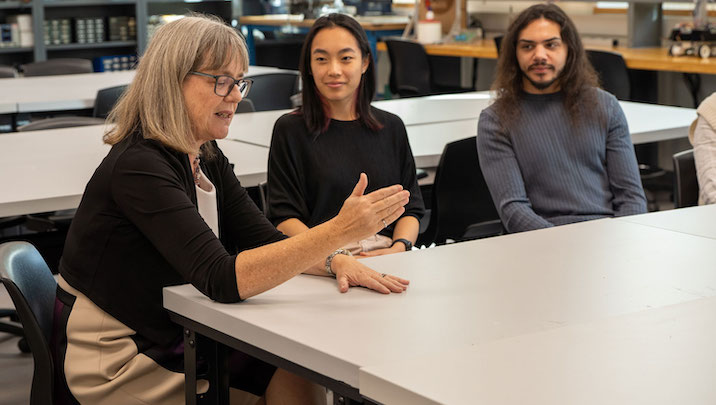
[
  {"xmin": 381, "ymin": 219, "xmax": 387, "ymax": 228},
  {"xmin": 381, "ymin": 273, "xmax": 387, "ymax": 278}
]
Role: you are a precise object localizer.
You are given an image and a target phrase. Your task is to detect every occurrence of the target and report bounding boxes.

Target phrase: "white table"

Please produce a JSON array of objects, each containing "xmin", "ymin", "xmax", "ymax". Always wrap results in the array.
[
  {"xmin": 0, "ymin": 66, "xmax": 287, "ymax": 114},
  {"xmin": 0, "ymin": 126, "xmax": 268, "ymax": 217},
  {"xmin": 5, "ymin": 71, "xmax": 137, "ymax": 113},
  {"xmin": 360, "ymin": 296, "xmax": 716, "ymax": 405},
  {"xmin": 225, "ymin": 93, "xmax": 696, "ymax": 168},
  {"xmin": 163, "ymin": 216, "xmax": 716, "ymax": 404},
  {"xmin": 617, "ymin": 204, "xmax": 716, "ymax": 240}
]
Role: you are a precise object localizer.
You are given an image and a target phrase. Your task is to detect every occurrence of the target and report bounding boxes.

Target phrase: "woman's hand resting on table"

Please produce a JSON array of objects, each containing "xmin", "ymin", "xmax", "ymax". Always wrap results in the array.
[{"xmin": 330, "ymin": 253, "xmax": 409, "ymax": 294}]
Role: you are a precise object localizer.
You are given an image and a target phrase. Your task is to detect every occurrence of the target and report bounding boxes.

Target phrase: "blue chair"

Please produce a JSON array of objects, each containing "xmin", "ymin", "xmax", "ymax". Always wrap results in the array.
[{"xmin": 0, "ymin": 241, "xmax": 78, "ymax": 405}]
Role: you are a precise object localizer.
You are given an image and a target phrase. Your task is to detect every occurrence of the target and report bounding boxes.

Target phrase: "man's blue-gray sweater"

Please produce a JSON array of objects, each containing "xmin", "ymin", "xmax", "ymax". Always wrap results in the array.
[{"xmin": 477, "ymin": 89, "xmax": 647, "ymax": 233}]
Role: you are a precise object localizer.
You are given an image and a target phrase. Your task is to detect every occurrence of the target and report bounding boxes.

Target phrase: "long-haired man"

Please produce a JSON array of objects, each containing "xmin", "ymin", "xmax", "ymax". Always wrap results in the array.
[{"xmin": 477, "ymin": 3, "xmax": 646, "ymax": 233}]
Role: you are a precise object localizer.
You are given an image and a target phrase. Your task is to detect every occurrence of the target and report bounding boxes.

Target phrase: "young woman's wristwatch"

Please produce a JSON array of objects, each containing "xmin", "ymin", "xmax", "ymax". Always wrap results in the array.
[{"xmin": 391, "ymin": 238, "xmax": 413, "ymax": 251}]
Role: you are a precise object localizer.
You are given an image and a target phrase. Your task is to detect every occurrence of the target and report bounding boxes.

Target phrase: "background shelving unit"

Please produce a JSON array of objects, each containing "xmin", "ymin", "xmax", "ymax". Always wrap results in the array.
[{"xmin": 0, "ymin": 0, "xmax": 233, "ymax": 68}]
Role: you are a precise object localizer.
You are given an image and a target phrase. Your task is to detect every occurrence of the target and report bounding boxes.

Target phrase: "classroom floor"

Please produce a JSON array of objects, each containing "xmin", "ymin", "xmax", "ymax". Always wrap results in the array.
[{"xmin": 0, "ymin": 284, "xmax": 33, "ymax": 405}]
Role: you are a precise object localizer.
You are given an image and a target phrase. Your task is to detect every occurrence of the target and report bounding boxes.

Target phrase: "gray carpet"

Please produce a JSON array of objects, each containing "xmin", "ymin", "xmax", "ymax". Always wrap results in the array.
[{"xmin": 0, "ymin": 285, "xmax": 33, "ymax": 405}]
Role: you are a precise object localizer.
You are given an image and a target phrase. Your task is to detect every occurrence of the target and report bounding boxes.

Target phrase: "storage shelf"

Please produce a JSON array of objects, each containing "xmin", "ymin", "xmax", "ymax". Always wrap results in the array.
[
  {"xmin": 0, "ymin": 1, "xmax": 30, "ymax": 9},
  {"xmin": 0, "ymin": 46, "xmax": 33, "ymax": 54},
  {"xmin": 42, "ymin": 0, "xmax": 136, "ymax": 7},
  {"xmin": 147, "ymin": 0, "xmax": 230, "ymax": 3},
  {"xmin": 46, "ymin": 40, "xmax": 137, "ymax": 51}
]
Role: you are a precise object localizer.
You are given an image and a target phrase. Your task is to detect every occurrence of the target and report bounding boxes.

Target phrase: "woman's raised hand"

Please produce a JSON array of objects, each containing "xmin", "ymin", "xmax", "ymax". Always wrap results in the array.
[{"xmin": 334, "ymin": 173, "xmax": 410, "ymax": 242}]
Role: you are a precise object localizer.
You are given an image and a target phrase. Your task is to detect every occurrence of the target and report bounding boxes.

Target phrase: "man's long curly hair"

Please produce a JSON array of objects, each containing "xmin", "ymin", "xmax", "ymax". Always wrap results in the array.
[{"xmin": 491, "ymin": 3, "xmax": 602, "ymax": 131}]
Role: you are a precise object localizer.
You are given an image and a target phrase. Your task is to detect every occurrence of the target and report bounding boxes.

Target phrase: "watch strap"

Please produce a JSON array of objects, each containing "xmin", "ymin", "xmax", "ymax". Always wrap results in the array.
[{"xmin": 391, "ymin": 238, "xmax": 412, "ymax": 251}]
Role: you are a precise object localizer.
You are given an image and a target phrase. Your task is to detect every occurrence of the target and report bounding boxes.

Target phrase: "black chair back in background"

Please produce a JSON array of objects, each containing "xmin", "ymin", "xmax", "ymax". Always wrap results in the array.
[
  {"xmin": 245, "ymin": 72, "xmax": 300, "ymax": 111},
  {"xmin": 236, "ymin": 98, "xmax": 256, "ymax": 114},
  {"xmin": 585, "ymin": 50, "xmax": 631, "ymax": 100},
  {"xmin": 493, "ymin": 35, "xmax": 504, "ymax": 56},
  {"xmin": 0, "ymin": 64, "xmax": 16, "ymax": 78},
  {"xmin": 419, "ymin": 136, "xmax": 503, "ymax": 246},
  {"xmin": 0, "ymin": 241, "xmax": 78, "ymax": 405},
  {"xmin": 673, "ymin": 149, "xmax": 699, "ymax": 208},
  {"xmin": 385, "ymin": 38, "xmax": 433, "ymax": 98},
  {"xmin": 93, "ymin": 85, "xmax": 128, "ymax": 119},
  {"xmin": 21, "ymin": 58, "xmax": 93, "ymax": 77}
]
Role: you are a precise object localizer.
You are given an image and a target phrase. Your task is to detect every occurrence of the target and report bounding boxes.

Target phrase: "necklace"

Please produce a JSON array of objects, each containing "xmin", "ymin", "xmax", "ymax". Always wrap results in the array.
[{"xmin": 192, "ymin": 154, "xmax": 200, "ymax": 185}]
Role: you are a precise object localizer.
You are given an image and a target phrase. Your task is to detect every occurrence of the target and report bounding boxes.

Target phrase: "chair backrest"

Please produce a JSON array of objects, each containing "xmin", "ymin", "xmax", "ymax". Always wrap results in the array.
[
  {"xmin": 673, "ymin": 149, "xmax": 699, "ymax": 208},
  {"xmin": 21, "ymin": 58, "xmax": 93, "ymax": 77},
  {"xmin": 245, "ymin": 72, "xmax": 300, "ymax": 111},
  {"xmin": 236, "ymin": 98, "xmax": 256, "ymax": 114},
  {"xmin": 17, "ymin": 116, "xmax": 105, "ymax": 132},
  {"xmin": 93, "ymin": 85, "xmax": 128, "ymax": 119},
  {"xmin": 423, "ymin": 136, "xmax": 502, "ymax": 244},
  {"xmin": 0, "ymin": 241, "xmax": 57, "ymax": 405},
  {"xmin": 385, "ymin": 39, "xmax": 433, "ymax": 98},
  {"xmin": 586, "ymin": 50, "xmax": 631, "ymax": 100},
  {"xmin": 493, "ymin": 35, "xmax": 504, "ymax": 56},
  {"xmin": 0, "ymin": 64, "xmax": 16, "ymax": 78}
]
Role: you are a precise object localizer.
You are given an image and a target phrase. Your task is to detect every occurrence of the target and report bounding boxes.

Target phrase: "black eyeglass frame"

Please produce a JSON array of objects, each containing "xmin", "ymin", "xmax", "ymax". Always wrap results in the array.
[{"xmin": 188, "ymin": 71, "xmax": 253, "ymax": 98}]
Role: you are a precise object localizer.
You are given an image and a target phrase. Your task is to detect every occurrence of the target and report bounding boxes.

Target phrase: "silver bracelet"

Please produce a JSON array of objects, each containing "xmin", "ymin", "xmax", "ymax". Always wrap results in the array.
[{"xmin": 325, "ymin": 248, "xmax": 352, "ymax": 276}]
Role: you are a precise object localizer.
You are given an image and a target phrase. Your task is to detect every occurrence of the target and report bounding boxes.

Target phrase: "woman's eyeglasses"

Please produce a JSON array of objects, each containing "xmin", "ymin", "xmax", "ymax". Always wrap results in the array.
[{"xmin": 188, "ymin": 71, "xmax": 253, "ymax": 98}]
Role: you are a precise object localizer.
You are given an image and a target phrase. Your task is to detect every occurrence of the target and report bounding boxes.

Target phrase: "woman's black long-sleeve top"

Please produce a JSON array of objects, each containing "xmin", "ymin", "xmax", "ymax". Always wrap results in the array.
[{"xmin": 60, "ymin": 132, "xmax": 285, "ymax": 345}]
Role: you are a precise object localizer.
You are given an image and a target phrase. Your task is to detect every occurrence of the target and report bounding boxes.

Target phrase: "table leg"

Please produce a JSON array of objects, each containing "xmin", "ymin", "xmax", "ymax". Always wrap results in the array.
[
  {"xmin": 244, "ymin": 24, "xmax": 257, "ymax": 66},
  {"xmin": 366, "ymin": 31, "xmax": 379, "ymax": 65},
  {"xmin": 205, "ymin": 339, "xmax": 230, "ymax": 405},
  {"xmin": 184, "ymin": 328, "xmax": 198, "ymax": 405}
]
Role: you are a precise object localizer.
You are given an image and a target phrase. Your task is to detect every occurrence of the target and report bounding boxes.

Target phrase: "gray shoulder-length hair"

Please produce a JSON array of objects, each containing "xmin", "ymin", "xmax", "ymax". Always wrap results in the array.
[{"xmin": 103, "ymin": 14, "xmax": 249, "ymax": 155}]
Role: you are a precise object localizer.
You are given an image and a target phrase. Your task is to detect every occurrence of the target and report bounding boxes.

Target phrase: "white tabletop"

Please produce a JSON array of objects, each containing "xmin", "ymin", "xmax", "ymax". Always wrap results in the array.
[
  {"xmin": 0, "ymin": 125, "xmax": 111, "ymax": 217},
  {"xmin": 224, "ymin": 93, "xmax": 695, "ymax": 168},
  {"xmin": 373, "ymin": 93, "xmax": 491, "ymax": 126},
  {"xmin": 0, "ymin": 127, "xmax": 269, "ymax": 217},
  {"xmin": 0, "ymin": 66, "xmax": 287, "ymax": 114},
  {"xmin": 163, "ymin": 217, "xmax": 716, "ymax": 391},
  {"xmin": 360, "ymin": 296, "xmax": 716, "ymax": 405},
  {"xmin": 621, "ymin": 101, "xmax": 696, "ymax": 145},
  {"xmin": 616, "ymin": 204, "xmax": 716, "ymax": 240},
  {"xmin": 215, "ymin": 139, "xmax": 268, "ymax": 187},
  {"xmin": 8, "ymin": 71, "xmax": 136, "ymax": 113}
]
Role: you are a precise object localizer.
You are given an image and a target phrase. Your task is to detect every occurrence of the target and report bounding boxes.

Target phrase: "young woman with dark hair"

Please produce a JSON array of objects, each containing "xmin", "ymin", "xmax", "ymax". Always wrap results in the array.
[{"xmin": 267, "ymin": 13, "xmax": 424, "ymax": 258}]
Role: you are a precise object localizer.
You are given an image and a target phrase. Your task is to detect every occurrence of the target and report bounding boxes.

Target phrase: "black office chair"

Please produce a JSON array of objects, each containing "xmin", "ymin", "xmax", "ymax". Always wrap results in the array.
[
  {"xmin": 673, "ymin": 149, "xmax": 699, "ymax": 208},
  {"xmin": 0, "ymin": 241, "xmax": 79, "ymax": 405},
  {"xmin": 245, "ymin": 72, "xmax": 300, "ymax": 111},
  {"xmin": 92, "ymin": 85, "xmax": 128, "ymax": 119},
  {"xmin": 586, "ymin": 50, "xmax": 631, "ymax": 101},
  {"xmin": 493, "ymin": 35, "xmax": 504, "ymax": 57},
  {"xmin": 0, "ymin": 64, "xmax": 16, "ymax": 78},
  {"xmin": 20, "ymin": 58, "xmax": 93, "ymax": 77},
  {"xmin": 236, "ymin": 98, "xmax": 256, "ymax": 113},
  {"xmin": 419, "ymin": 136, "xmax": 503, "ymax": 246},
  {"xmin": 385, "ymin": 39, "xmax": 434, "ymax": 98}
]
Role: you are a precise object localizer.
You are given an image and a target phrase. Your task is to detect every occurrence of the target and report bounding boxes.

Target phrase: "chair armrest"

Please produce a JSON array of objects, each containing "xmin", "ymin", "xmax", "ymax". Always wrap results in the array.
[{"xmin": 460, "ymin": 219, "xmax": 504, "ymax": 241}]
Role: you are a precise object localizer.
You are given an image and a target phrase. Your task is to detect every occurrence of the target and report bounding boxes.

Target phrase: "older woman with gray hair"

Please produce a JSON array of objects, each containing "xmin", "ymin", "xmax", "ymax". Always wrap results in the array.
[{"xmin": 54, "ymin": 15, "xmax": 409, "ymax": 404}]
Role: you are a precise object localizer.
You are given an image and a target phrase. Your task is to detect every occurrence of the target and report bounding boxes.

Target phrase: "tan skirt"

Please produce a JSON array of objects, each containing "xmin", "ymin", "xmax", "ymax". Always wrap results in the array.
[{"xmin": 56, "ymin": 276, "xmax": 260, "ymax": 405}]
